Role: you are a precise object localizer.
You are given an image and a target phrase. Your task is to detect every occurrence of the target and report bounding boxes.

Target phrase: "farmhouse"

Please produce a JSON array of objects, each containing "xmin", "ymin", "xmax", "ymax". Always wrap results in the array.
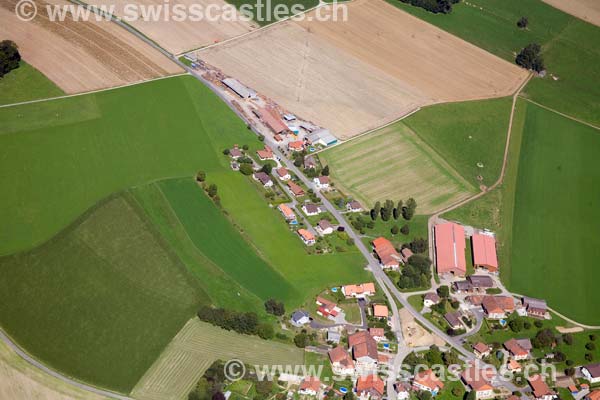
[
  {"xmin": 413, "ymin": 369, "xmax": 444, "ymax": 394},
  {"xmin": 276, "ymin": 167, "xmax": 291, "ymax": 181},
  {"xmin": 522, "ymin": 297, "xmax": 548, "ymax": 319},
  {"xmin": 461, "ymin": 365, "xmax": 496, "ymax": 399},
  {"xmin": 287, "ymin": 181, "xmax": 305, "ymax": 197},
  {"xmin": 504, "ymin": 338, "xmax": 531, "ymax": 360},
  {"xmin": 307, "ymin": 129, "xmax": 338, "ymax": 147},
  {"xmin": 297, "ymin": 229, "xmax": 316, "ymax": 246},
  {"xmin": 528, "ymin": 375, "xmax": 556, "ymax": 400},
  {"xmin": 471, "ymin": 234, "xmax": 499, "ymax": 272},
  {"xmin": 373, "ymin": 304, "xmax": 389, "ymax": 319},
  {"xmin": 372, "ymin": 237, "xmax": 401, "ymax": 269},
  {"xmin": 299, "ymin": 376, "xmax": 322, "ymax": 396},
  {"xmin": 313, "ymin": 176, "xmax": 330, "ymax": 189},
  {"xmin": 472, "ymin": 342, "xmax": 491, "ymax": 358},
  {"xmin": 369, "ymin": 328, "xmax": 385, "ymax": 342},
  {"xmin": 290, "ymin": 310, "xmax": 310, "ymax": 327},
  {"xmin": 444, "ymin": 311, "xmax": 463, "ymax": 330},
  {"xmin": 349, "ymin": 331, "xmax": 378, "ymax": 368},
  {"xmin": 453, "ymin": 275, "xmax": 495, "ymax": 293},
  {"xmin": 316, "ymin": 219, "xmax": 334, "ymax": 235},
  {"xmin": 328, "ymin": 346, "xmax": 355, "ymax": 375},
  {"xmin": 346, "ymin": 201, "xmax": 363, "ymax": 213},
  {"xmin": 222, "ymin": 78, "xmax": 257, "ymax": 99},
  {"xmin": 253, "ymin": 172, "xmax": 273, "ymax": 188},
  {"xmin": 434, "ymin": 222, "xmax": 466, "ymax": 276},
  {"xmin": 288, "ymin": 141, "xmax": 304, "ymax": 152},
  {"xmin": 256, "ymin": 107, "xmax": 287, "ymax": 134},
  {"xmin": 302, "ymin": 203, "xmax": 322, "ymax": 216},
  {"xmin": 356, "ymin": 375, "xmax": 385, "ymax": 399},
  {"xmin": 278, "ymin": 204, "xmax": 296, "ymax": 221},
  {"xmin": 229, "ymin": 145, "xmax": 243, "ymax": 159},
  {"xmin": 342, "ymin": 283, "xmax": 376, "ymax": 298},
  {"xmin": 582, "ymin": 363, "xmax": 600, "ymax": 384},
  {"xmin": 481, "ymin": 296, "xmax": 515, "ymax": 319},
  {"xmin": 424, "ymin": 293, "xmax": 440, "ymax": 308},
  {"xmin": 256, "ymin": 145, "xmax": 275, "ymax": 161}
]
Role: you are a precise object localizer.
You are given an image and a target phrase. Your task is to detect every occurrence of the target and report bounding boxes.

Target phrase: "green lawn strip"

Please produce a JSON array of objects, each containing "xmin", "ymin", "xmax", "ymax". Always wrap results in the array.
[
  {"xmin": 0, "ymin": 194, "xmax": 207, "ymax": 393},
  {"xmin": 129, "ymin": 182, "xmax": 266, "ymax": 313},
  {"xmin": 304, "ymin": 351, "xmax": 334, "ymax": 382},
  {"xmin": 402, "ymin": 97, "xmax": 513, "ymax": 187},
  {"xmin": 387, "ymin": 0, "xmax": 600, "ymax": 126},
  {"xmin": 0, "ymin": 62, "xmax": 64, "ymax": 106},
  {"xmin": 407, "ymin": 294, "xmax": 424, "ymax": 312},
  {"xmin": 0, "ymin": 75, "xmax": 261, "ymax": 256}
]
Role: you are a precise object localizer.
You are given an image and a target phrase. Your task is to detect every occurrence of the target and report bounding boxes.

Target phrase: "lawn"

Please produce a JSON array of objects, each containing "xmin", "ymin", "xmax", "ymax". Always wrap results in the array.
[
  {"xmin": 132, "ymin": 318, "xmax": 304, "ymax": 400},
  {"xmin": 389, "ymin": 0, "xmax": 600, "ymax": 126},
  {"xmin": 0, "ymin": 75, "xmax": 262, "ymax": 256},
  {"xmin": 0, "ymin": 62, "xmax": 63, "ymax": 106},
  {"xmin": 402, "ymin": 97, "xmax": 514, "ymax": 188},
  {"xmin": 0, "ymin": 194, "xmax": 207, "ymax": 393},
  {"xmin": 319, "ymin": 122, "xmax": 474, "ymax": 214}
]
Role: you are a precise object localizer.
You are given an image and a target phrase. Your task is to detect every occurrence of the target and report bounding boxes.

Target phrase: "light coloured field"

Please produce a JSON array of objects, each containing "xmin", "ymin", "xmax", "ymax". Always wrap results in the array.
[
  {"xmin": 198, "ymin": 0, "xmax": 528, "ymax": 139},
  {"xmin": 0, "ymin": 339, "xmax": 108, "ymax": 400},
  {"xmin": 132, "ymin": 319, "xmax": 304, "ymax": 400},
  {"xmin": 319, "ymin": 123, "xmax": 475, "ymax": 213},
  {"xmin": 90, "ymin": 0, "xmax": 257, "ymax": 54},
  {"xmin": 542, "ymin": 0, "xmax": 600, "ymax": 27},
  {"xmin": 0, "ymin": 0, "xmax": 181, "ymax": 94}
]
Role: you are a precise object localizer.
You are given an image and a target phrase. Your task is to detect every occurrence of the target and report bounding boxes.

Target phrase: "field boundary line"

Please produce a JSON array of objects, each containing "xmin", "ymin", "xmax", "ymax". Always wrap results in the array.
[
  {"xmin": 0, "ymin": 327, "xmax": 133, "ymax": 400},
  {"xmin": 0, "ymin": 73, "xmax": 188, "ymax": 110},
  {"xmin": 518, "ymin": 96, "xmax": 600, "ymax": 131}
]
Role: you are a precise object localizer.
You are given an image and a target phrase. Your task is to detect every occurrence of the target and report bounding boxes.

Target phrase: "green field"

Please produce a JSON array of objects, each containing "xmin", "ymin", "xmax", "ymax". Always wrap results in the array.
[
  {"xmin": 390, "ymin": 0, "xmax": 600, "ymax": 126},
  {"xmin": 445, "ymin": 101, "xmax": 600, "ymax": 325},
  {"xmin": 319, "ymin": 123, "xmax": 474, "ymax": 213},
  {"xmin": 0, "ymin": 62, "xmax": 63, "ymax": 106},
  {"xmin": 132, "ymin": 319, "xmax": 304, "ymax": 400},
  {"xmin": 403, "ymin": 97, "xmax": 514, "ymax": 188},
  {"xmin": 0, "ymin": 194, "xmax": 207, "ymax": 393}
]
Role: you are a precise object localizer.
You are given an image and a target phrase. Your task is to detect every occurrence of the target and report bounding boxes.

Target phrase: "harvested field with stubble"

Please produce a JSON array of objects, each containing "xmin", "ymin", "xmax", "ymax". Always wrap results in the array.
[
  {"xmin": 319, "ymin": 123, "xmax": 475, "ymax": 213},
  {"xmin": 0, "ymin": 0, "xmax": 181, "ymax": 94},
  {"xmin": 89, "ymin": 0, "xmax": 257, "ymax": 54},
  {"xmin": 198, "ymin": 0, "xmax": 528, "ymax": 139},
  {"xmin": 132, "ymin": 319, "xmax": 304, "ymax": 400}
]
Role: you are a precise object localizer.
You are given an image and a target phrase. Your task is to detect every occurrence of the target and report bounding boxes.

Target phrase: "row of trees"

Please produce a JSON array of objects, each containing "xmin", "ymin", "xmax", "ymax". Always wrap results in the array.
[
  {"xmin": 370, "ymin": 198, "xmax": 417, "ymax": 222},
  {"xmin": 197, "ymin": 306, "xmax": 274, "ymax": 339},
  {"xmin": 399, "ymin": 0, "xmax": 460, "ymax": 14},
  {"xmin": 0, "ymin": 40, "xmax": 20, "ymax": 78}
]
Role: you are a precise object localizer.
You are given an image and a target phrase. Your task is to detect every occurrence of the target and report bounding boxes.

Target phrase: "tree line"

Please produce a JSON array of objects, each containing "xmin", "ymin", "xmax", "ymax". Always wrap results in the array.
[
  {"xmin": 398, "ymin": 0, "xmax": 460, "ymax": 14},
  {"xmin": 370, "ymin": 198, "xmax": 417, "ymax": 222},
  {"xmin": 197, "ymin": 306, "xmax": 274, "ymax": 340}
]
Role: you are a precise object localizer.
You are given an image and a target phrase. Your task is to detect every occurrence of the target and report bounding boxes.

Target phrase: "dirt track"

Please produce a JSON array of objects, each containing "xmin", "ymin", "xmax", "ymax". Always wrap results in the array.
[
  {"xmin": 0, "ymin": 0, "xmax": 182, "ymax": 94},
  {"xmin": 199, "ymin": 0, "xmax": 528, "ymax": 139},
  {"xmin": 542, "ymin": 0, "xmax": 600, "ymax": 27},
  {"xmin": 90, "ymin": 0, "xmax": 257, "ymax": 54}
]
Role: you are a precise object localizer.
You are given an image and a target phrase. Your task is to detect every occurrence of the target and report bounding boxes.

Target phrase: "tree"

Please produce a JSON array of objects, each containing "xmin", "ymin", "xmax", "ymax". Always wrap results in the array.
[
  {"xmin": 563, "ymin": 333, "xmax": 574, "ymax": 345},
  {"xmin": 409, "ymin": 237, "xmax": 428, "ymax": 254},
  {"xmin": 212, "ymin": 392, "xmax": 226, "ymax": 400},
  {"xmin": 591, "ymin": 334, "xmax": 597, "ymax": 341},
  {"xmin": 465, "ymin": 390, "xmax": 477, "ymax": 400},
  {"xmin": 343, "ymin": 391, "xmax": 356, "ymax": 400},
  {"xmin": 261, "ymin": 163, "xmax": 272, "ymax": 174},
  {"xmin": 403, "ymin": 198, "xmax": 417, "ymax": 220},
  {"xmin": 417, "ymin": 391, "xmax": 432, "ymax": 400},
  {"xmin": 0, "ymin": 40, "xmax": 21, "ymax": 77},
  {"xmin": 294, "ymin": 333, "xmax": 309, "ymax": 348},
  {"xmin": 515, "ymin": 43, "xmax": 545, "ymax": 72},
  {"xmin": 239, "ymin": 163, "xmax": 253, "ymax": 175},
  {"xmin": 437, "ymin": 285, "xmax": 450, "ymax": 298},
  {"xmin": 585, "ymin": 353, "xmax": 594, "ymax": 362},
  {"xmin": 443, "ymin": 350, "xmax": 460, "ymax": 367},
  {"xmin": 517, "ymin": 16, "xmax": 529, "ymax": 29},
  {"xmin": 371, "ymin": 201, "xmax": 381, "ymax": 221},
  {"xmin": 534, "ymin": 320, "xmax": 543, "ymax": 328},
  {"xmin": 565, "ymin": 367, "xmax": 575, "ymax": 377},
  {"xmin": 242, "ymin": 144, "xmax": 249, "ymax": 150},
  {"xmin": 321, "ymin": 165, "xmax": 330, "ymax": 176},
  {"xmin": 381, "ymin": 200, "xmax": 394, "ymax": 221},
  {"xmin": 391, "ymin": 225, "xmax": 399, "ymax": 235},
  {"xmin": 451, "ymin": 387, "xmax": 464, "ymax": 397},
  {"xmin": 264, "ymin": 298, "xmax": 285, "ymax": 316},
  {"xmin": 207, "ymin": 184, "xmax": 218, "ymax": 198},
  {"xmin": 196, "ymin": 171, "xmax": 207, "ymax": 182},
  {"xmin": 510, "ymin": 318, "xmax": 525, "ymax": 333},
  {"xmin": 255, "ymin": 380, "xmax": 272, "ymax": 395},
  {"xmin": 425, "ymin": 345, "xmax": 443, "ymax": 365},
  {"xmin": 532, "ymin": 329, "xmax": 555, "ymax": 349},
  {"xmin": 257, "ymin": 323, "xmax": 274, "ymax": 339},
  {"xmin": 586, "ymin": 342, "xmax": 596, "ymax": 351},
  {"xmin": 400, "ymin": 224, "xmax": 410, "ymax": 235}
]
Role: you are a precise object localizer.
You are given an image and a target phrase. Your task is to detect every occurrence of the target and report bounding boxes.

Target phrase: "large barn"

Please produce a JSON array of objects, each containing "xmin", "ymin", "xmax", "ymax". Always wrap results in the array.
[
  {"xmin": 471, "ymin": 234, "xmax": 499, "ymax": 272},
  {"xmin": 434, "ymin": 222, "xmax": 466, "ymax": 276}
]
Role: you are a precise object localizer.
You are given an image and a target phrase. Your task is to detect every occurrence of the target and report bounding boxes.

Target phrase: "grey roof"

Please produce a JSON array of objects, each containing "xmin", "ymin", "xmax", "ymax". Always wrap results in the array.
[
  {"xmin": 254, "ymin": 172, "xmax": 272, "ymax": 185},
  {"xmin": 468, "ymin": 275, "xmax": 494, "ymax": 288},
  {"xmin": 291, "ymin": 310, "xmax": 309, "ymax": 322},
  {"xmin": 516, "ymin": 338, "xmax": 533, "ymax": 351},
  {"xmin": 222, "ymin": 78, "xmax": 256, "ymax": 99},
  {"xmin": 347, "ymin": 200, "xmax": 362, "ymax": 210},
  {"xmin": 454, "ymin": 280, "xmax": 473, "ymax": 291},
  {"xmin": 424, "ymin": 292, "xmax": 440, "ymax": 303},
  {"xmin": 327, "ymin": 330, "xmax": 341, "ymax": 343},
  {"xmin": 307, "ymin": 128, "xmax": 338, "ymax": 145},
  {"xmin": 303, "ymin": 204, "xmax": 321, "ymax": 214},
  {"xmin": 522, "ymin": 296, "xmax": 547, "ymax": 310},
  {"xmin": 584, "ymin": 363, "xmax": 600, "ymax": 378},
  {"xmin": 318, "ymin": 219, "xmax": 333, "ymax": 230},
  {"xmin": 444, "ymin": 311, "xmax": 462, "ymax": 327}
]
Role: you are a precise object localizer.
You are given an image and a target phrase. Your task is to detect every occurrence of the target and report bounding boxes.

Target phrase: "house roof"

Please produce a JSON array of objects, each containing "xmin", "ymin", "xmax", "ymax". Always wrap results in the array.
[
  {"xmin": 356, "ymin": 375, "xmax": 385, "ymax": 396},
  {"xmin": 373, "ymin": 304, "xmax": 389, "ymax": 318},
  {"xmin": 401, "ymin": 247, "xmax": 413, "ymax": 261},
  {"xmin": 291, "ymin": 310, "xmax": 309, "ymax": 322},
  {"xmin": 298, "ymin": 229, "xmax": 315, "ymax": 241},
  {"xmin": 256, "ymin": 145, "xmax": 273, "ymax": 159},
  {"xmin": 414, "ymin": 369, "xmax": 444, "ymax": 391},
  {"xmin": 584, "ymin": 363, "xmax": 600, "ymax": 378},
  {"xmin": 523, "ymin": 296, "xmax": 548, "ymax": 312},
  {"xmin": 348, "ymin": 200, "xmax": 362, "ymax": 210},
  {"xmin": 468, "ymin": 275, "xmax": 494, "ymax": 288},
  {"xmin": 316, "ymin": 296, "xmax": 336, "ymax": 310},
  {"xmin": 444, "ymin": 311, "xmax": 462, "ymax": 327},
  {"xmin": 473, "ymin": 342, "xmax": 490, "ymax": 354},
  {"xmin": 300, "ymin": 376, "xmax": 321, "ymax": 392},
  {"xmin": 482, "ymin": 295, "xmax": 515, "ymax": 314},
  {"xmin": 349, "ymin": 331, "xmax": 378, "ymax": 360},
  {"xmin": 461, "ymin": 365, "xmax": 495, "ymax": 392},
  {"xmin": 289, "ymin": 140, "xmax": 304, "ymax": 150},
  {"xmin": 434, "ymin": 223, "xmax": 466, "ymax": 275},
  {"xmin": 254, "ymin": 172, "xmax": 272, "ymax": 185},
  {"xmin": 287, "ymin": 181, "xmax": 305, "ymax": 196},
  {"xmin": 587, "ymin": 391, "xmax": 600, "ymax": 400},
  {"xmin": 318, "ymin": 219, "xmax": 333, "ymax": 230},
  {"xmin": 372, "ymin": 237, "xmax": 401, "ymax": 267},
  {"xmin": 328, "ymin": 346, "xmax": 351, "ymax": 364},
  {"xmin": 504, "ymin": 338, "xmax": 529, "ymax": 357},
  {"xmin": 508, "ymin": 359, "xmax": 522, "ymax": 370},
  {"xmin": 276, "ymin": 167, "xmax": 289, "ymax": 177},
  {"xmin": 343, "ymin": 282, "xmax": 376, "ymax": 296},
  {"xmin": 303, "ymin": 203, "xmax": 320, "ymax": 214},
  {"xmin": 471, "ymin": 234, "xmax": 499, "ymax": 271},
  {"xmin": 316, "ymin": 176, "xmax": 329, "ymax": 184},
  {"xmin": 424, "ymin": 292, "xmax": 440, "ymax": 303},
  {"xmin": 258, "ymin": 107, "xmax": 287, "ymax": 134},
  {"xmin": 222, "ymin": 78, "xmax": 256, "ymax": 98},
  {"xmin": 529, "ymin": 375, "xmax": 554, "ymax": 398},
  {"xmin": 369, "ymin": 328, "xmax": 385, "ymax": 337},
  {"xmin": 278, "ymin": 204, "xmax": 295, "ymax": 218},
  {"xmin": 230, "ymin": 147, "xmax": 242, "ymax": 157}
]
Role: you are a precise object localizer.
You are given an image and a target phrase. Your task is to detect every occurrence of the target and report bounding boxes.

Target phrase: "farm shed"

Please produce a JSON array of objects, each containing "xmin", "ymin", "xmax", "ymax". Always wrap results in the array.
[
  {"xmin": 222, "ymin": 78, "xmax": 257, "ymax": 99},
  {"xmin": 307, "ymin": 129, "xmax": 338, "ymax": 147},
  {"xmin": 434, "ymin": 222, "xmax": 466, "ymax": 276},
  {"xmin": 471, "ymin": 234, "xmax": 499, "ymax": 272}
]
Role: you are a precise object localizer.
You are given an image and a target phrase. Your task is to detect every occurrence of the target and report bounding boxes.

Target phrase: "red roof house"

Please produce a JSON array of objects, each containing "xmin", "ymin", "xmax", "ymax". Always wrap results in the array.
[
  {"xmin": 434, "ymin": 222, "xmax": 466, "ymax": 276},
  {"xmin": 372, "ymin": 237, "xmax": 401, "ymax": 269},
  {"xmin": 472, "ymin": 234, "xmax": 499, "ymax": 272}
]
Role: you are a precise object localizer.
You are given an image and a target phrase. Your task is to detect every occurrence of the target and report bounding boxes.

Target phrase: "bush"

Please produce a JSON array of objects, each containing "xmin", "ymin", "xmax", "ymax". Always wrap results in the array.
[
  {"xmin": 524, "ymin": 321, "xmax": 532, "ymax": 330},
  {"xmin": 585, "ymin": 353, "xmax": 594, "ymax": 362},
  {"xmin": 516, "ymin": 43, "xmax": 545, "ymax": 72},
  {"xmin": 399, "ymin": 0, "xmax": 458, "ymax": 14},
  {"xmin": 566, "ymin": 360, "xmax": 574, "ymax": 366},
  {"xmin": 586, "ymin": 342, "xmax": 596, "ymax": 351},
  {"xmin": 197, "ymin": 306, "xmax": 259, "ymax": 336},
  {"xmin": 517, "ymin": 16, "xmax": 529, "ymax": 29},
  {"xmin": 196, "ymin": 171, "xmax": 206, "ymax": 182},
  {"xmin": 591, "ymin": 334, "xmax": 597, "ymax": 341},
  {"xmin": 264, "ymin": 299, "xmax": 285, "ymax": 316},
  {"xmin": 391, "ymin": 225, "xmax": 399, "ymax": 235},
  {"xmin": 534, "ymin": 320, "xmax": 543, "ymax": 328},
  {"xmin": 565, "ymin": 368, "xmax": 575, "ymax": 377},
  {"xmin": 239, "ymin": 163, "xmax": 254, "ymax": 175},
  {"xmin": 257, "ymin": 324, "xmax": 274, "ymax": 340},
  {"xmin": 222, "ymin": 148, "xmax": 230, "ymax": 155},
  {"xmin": 0, "ymin": 40, "xmax": 21, "ymax": 77},
  {"xmin": 400, "ymin": 224, "xmax": 410, "ymax": 235},
  {"xmin": 294, "ymin": 333, "xmax": 309, "ymax": 348},
  {"xmin": 563, "ymin": 333, "xmax": 574, "ymax": 345}
]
